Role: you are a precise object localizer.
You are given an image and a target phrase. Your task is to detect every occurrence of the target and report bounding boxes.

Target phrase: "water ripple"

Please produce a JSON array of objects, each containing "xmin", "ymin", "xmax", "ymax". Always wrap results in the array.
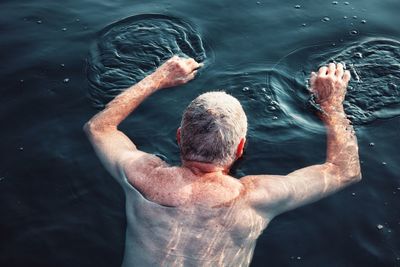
[{"xmin": 87, "ymin": 14, "xmax": 207, "ymax": 108}]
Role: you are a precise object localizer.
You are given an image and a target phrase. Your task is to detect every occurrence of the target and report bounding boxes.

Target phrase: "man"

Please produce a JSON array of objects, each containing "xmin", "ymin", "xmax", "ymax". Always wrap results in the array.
[{"xmin": 84, "ymin": 56, "xmax": 361, "ymax": 266}]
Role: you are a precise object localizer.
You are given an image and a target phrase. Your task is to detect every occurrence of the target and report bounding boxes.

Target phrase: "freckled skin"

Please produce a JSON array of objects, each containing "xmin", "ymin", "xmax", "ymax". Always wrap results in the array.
[{"xmin": 84, "ymin": 58, "xmax": 361, "ymax": 266}]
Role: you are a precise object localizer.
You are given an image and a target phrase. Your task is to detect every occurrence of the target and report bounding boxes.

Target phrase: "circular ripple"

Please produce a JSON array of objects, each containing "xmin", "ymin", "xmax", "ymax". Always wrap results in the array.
[
  {"xmin": 287, "ymin": 38, "xmax": 400, "ymax": 125},
  {"xmin": 87, "ymin": 14, "xmax": 207, "ymax": 108},
  {"xmin": 328, "ymin": 38, "xmax": 400, "ymax": 124}
]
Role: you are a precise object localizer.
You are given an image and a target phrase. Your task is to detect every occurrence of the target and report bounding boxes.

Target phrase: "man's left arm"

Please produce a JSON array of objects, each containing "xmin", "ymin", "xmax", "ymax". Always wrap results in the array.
[{"xmin": 83, "ymin": 56, "xmax": 201, "ymax": 181}]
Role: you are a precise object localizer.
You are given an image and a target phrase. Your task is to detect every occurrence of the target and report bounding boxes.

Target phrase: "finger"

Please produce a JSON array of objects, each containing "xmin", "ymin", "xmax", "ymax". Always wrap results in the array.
[
  {"xmin": 335, "ymin": 63, "xmax": 344, "ymax": 78},
  {"xmin": 318, "ymin": 66, "xmax": 328, "ymax": 76},
  {"xmin": 328, "ymin": 63, "xmax": 335, "ymax": 75},
  {"xmin": 186, "ymin": 58, "xmax": 201, "ymax": 70},
  {"xmin": 309, "ymin": 71, "xmax": 317, "ymax": 86},
  {"xmin": 343, "ymin": 70, "xmax": 351, "ymax": 83},
  {"xmin": 186, "ymin": 70, "xmax": 198, "ymax": 81}
]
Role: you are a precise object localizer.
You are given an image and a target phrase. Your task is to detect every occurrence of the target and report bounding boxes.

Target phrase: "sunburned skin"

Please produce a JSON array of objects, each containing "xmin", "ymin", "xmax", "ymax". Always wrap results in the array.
[{"xmin": 84, "ymin": 57, "xmax": 361, "ymax": 266}]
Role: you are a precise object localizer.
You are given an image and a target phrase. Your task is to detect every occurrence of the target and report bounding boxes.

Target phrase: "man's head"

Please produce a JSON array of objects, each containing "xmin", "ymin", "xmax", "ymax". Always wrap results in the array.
[{"xmin": 177, "ymin": 91, "xmax": 248, "ymax": 167}]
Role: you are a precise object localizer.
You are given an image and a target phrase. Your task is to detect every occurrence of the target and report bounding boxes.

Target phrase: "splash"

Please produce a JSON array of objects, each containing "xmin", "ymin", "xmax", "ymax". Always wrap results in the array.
[{"xmin": 87, "ymin": 14, "xmax": 207, "ymax": 108}]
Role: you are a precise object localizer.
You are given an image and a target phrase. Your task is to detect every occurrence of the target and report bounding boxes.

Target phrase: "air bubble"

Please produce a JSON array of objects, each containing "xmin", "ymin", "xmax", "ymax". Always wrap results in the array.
[
  {"xmin": 369, "ymin": 142, "xmax": 375, "ymax": 146},
  {"xmin": 382, "ymin": 162, "xmax": 387, "ymax": 166},
  {"xmin": 332, "ymin": 1, "xmax": 338, "ymax": 4},
  {"xmin": 350, "ymin": 30, "xmax": 358, "ymax": 35},
  {"xmin": 344, "ymin": 16, "xmax": 348, "ymax": 19},
  {"xmin": 301, "ymin": 23, "xmax": 307, "ymax": 27},
  {"xmin": 376, "ymin": 224, "xmax": 384, "ymax": 230},
  {"xmin": 37, "ymin": 20, "xmax": 42, "ymax": 24},
  {"xmin": 361, "ymin": 19, "xmax": 367, "ymax": 24},
  {"xmin": 353, "ymin": 15, "xmax": 358, "ymax": 19},
  {"xmin": 322, "ymin": 17, "xmax": 330, "ymax": 22},
  {"xmin": 63, "ymin": 78, "xmax": 70, "ymax": 83},
  {"xmin": 344, "ymin": 1, "xmax": 350, "ymax": 5},
  {"xmin": 294, "ymin": 4, "xmax": 301, "ymax": 9},
  {"xmin": 242, "ymin": 86, "xmax": 250, "ymax": 92},
  {"xmin": 62, "ymin": 27, "xmax": 67, "ymax": 31},
  {"xmin": 354, "ymin": 52, "xmax": 362, "ymax": 58}
]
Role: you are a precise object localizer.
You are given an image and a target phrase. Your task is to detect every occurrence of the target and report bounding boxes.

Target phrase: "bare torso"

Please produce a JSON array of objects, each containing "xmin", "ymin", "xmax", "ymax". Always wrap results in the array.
[{"xmin": 120, "ymin": 155, "xmax": 269, "ymax": 267}]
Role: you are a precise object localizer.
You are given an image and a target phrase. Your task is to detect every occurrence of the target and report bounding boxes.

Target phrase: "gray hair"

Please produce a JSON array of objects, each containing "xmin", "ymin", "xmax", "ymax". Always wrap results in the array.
[{"xmin": 179, "ymin": 91, "xmax": 248, "ymax": 166}]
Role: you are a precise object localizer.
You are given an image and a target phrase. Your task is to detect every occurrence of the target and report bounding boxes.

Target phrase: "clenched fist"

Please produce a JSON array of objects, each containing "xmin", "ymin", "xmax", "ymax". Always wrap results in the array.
[
  {"xmin": 152, "ymin": 56, "xmax": 202, "ymax": 89},
  {"xmin": 309, "ymin": 63, "xmax": 351, "ymax": 109}
]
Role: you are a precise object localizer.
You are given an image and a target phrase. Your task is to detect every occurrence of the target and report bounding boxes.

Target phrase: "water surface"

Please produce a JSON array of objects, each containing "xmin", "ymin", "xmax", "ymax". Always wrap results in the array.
[{"xmin": 0, "ymin": 0, "xmax": 399, "ymax": 266}]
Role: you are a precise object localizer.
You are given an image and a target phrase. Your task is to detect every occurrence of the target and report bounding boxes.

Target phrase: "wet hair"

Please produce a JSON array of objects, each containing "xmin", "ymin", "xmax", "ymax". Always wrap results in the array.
[{"xmin": 179, "ymin": 91, "xmax": 248, "ymax": 166}]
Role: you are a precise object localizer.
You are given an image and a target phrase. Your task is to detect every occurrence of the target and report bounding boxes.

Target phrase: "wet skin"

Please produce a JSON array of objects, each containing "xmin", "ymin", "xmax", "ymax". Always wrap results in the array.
[{"xmin": 84, "ymin": 57, "xmax": 361, "ymax": 266}]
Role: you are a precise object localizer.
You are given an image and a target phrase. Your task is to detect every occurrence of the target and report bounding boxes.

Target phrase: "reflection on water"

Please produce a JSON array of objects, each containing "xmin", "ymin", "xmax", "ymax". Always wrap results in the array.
[{"xmin": 87, "ymin": 14, "xmax": 207, "ymax": 108}]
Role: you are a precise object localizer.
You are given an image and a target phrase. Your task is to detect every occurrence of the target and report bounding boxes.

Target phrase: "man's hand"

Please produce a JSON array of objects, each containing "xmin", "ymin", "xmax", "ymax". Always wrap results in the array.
[
  {"xmin": 309, "ymin": 63, "xmax": 351, "ymax": 109},
  {"xmin": 152, "ymin": 56, "xmax": 202, "ymax": 89}
]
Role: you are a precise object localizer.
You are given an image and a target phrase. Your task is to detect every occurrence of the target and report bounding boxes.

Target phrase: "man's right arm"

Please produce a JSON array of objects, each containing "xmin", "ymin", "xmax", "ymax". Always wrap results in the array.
[{"xmin": 243, "ymin": 63, "xmax": 361, "ymax": 218}]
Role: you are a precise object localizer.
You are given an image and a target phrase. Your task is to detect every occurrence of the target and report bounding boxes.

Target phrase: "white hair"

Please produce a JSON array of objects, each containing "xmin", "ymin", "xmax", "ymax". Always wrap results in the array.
[{"xmin": 179, "ymin": 91, "xmax": 248, "ymax": 166}]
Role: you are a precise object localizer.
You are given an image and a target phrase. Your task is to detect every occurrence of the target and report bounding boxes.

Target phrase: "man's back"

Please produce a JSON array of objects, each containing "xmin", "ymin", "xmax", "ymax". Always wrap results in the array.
[{"xmin": 121, "ymin": 156, "xmax": 267, "ymax": 267}]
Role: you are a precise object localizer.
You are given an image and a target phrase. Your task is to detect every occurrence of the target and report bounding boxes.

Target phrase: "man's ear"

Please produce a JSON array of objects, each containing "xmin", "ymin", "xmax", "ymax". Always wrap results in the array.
[
  {"xmin": 176, "ymin": 127, "xmax": 181, "ymax": 146},
  {"xmin": 236, "ymin": 137, "xmax": 246, "ymax": 159}
]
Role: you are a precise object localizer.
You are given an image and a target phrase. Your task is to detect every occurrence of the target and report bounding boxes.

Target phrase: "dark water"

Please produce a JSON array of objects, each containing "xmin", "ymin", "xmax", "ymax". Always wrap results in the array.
[{"xmin": 1, "ymin": 0, "xmax": 399, "ymax": 266}]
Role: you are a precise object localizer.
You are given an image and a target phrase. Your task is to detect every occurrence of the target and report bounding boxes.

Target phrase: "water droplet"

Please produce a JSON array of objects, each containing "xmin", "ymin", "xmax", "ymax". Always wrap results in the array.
[
  {"xmin": 294, "ymin": 4, "xmax": 301, "ymax": 9},
  {"xmin": 63, "ymin": 78, "xmax": 70, "ymax": 83},
  {"xmin": 344, "ymin": 1, "xmax": 350, "ymax": 5},
  {"xmin": 369, "ymin": 142, "xmax": 375, "ymax": 147},
  {"xmin": 242, "ymin": 86, "xmax": 249, "ymax": 92},
  {"xmin": 354, "ymin": 52, "xmax": 362, "ymax": 58},
  {"xmin": 332, "ymin": 1, "xmax": 338, "ymax": 4},
  {"xmin": 322, "ymin": 17, "xmax": 330, "ymax": 22},
  {"xmin": 361, "ymin": 19, "xmax": 367, "ymax": 24},
  {"xmin": 62, "ymin": 27, "xmax": 67, "ymax": 31},
  {"xmin": 37, "ymin": 20, "xmax": 42, "ymax": 24},
  {"xmin": 376, "ymin": 224, "xmax": 384, "ymax": 230},
  {"xmin": 350, "ymin": 30, "xmax": 358, "ymax": 35}
]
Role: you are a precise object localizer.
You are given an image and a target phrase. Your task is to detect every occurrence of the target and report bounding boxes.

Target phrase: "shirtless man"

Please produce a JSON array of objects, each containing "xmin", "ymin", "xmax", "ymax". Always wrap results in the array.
[{"xmin": 84, "ymin": 56, "xmax": 361, "ymax": 266}]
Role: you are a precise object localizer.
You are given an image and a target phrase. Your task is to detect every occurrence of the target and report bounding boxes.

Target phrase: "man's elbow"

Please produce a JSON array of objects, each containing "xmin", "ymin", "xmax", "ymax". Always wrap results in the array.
[
  {"xmin": 342, "ymin": 162, "xmax": 362, "ymax": 184},
  {"xmin": 83, "ymin": 120, "xmax": 108, "ymax": 138}
]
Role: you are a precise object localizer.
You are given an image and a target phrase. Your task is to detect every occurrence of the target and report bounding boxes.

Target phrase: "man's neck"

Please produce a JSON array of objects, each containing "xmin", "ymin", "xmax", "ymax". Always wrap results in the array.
[{"xmin": 182, "ymin": 160, "xmax": 230, "ymax": 176}]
